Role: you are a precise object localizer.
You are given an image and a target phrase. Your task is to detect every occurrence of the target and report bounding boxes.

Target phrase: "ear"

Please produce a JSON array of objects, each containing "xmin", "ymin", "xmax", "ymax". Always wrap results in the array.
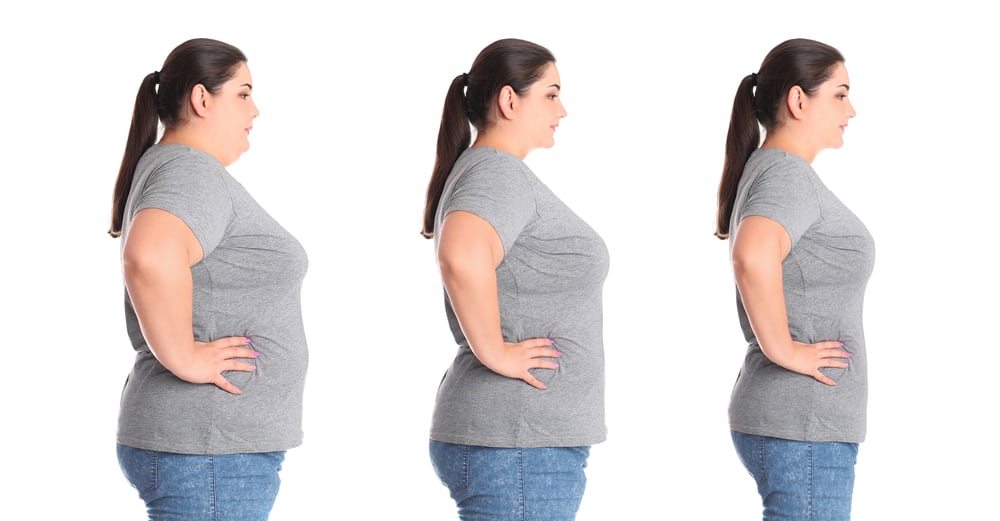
[
  {"xmin": 785, "ymin": 85, "xmax": 807, "ymax": 120},
  {"xmin": 189, "ymin": 83, "xmax": 211, "ymax": 118},
  {"xmin": 496, "ymin": 85, "xmax": 517, "ymax": 120}
]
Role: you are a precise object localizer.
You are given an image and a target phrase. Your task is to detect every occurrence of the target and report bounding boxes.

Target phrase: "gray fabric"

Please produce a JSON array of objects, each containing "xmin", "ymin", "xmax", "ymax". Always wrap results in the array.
[
  {"xmin": 728, "ymin": 148, "xmax": 875, "ymax": 443},
  {"xmin": 117, "ymin": 144, "xmax": 309, "ymax": 454},
  {"xmin": 431, "ymin": 147, "xmax": 610, "ymax": 448}
]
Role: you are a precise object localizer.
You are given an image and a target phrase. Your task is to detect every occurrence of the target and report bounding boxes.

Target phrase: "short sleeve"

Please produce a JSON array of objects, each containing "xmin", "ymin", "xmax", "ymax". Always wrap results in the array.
[
  {"xmin": 131, "ymin": 154, "xmax": 234, "ymax": 256},
  {"xmin": 741, "ymin": 162, "xmax": 821, "ymax": 246},
  {"xmin": 443, "ymin": 155, "xmax": 536, "ymax": 254}
]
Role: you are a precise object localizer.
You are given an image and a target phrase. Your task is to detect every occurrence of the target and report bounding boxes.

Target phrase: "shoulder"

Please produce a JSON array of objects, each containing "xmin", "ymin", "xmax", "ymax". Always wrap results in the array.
[
  {"xmin": 152, "ymin": 145, "xmax": 224, "ymax": 174},
  {"xmin": 139, "ymin": 145, "xmax": 229, "ymax": 189},
  {"xmin": 749, "ymin": 148, "xmax": 813, "ymax": 178},
  {"xmin": 744, "ymin": 148, "xmax": 818, "ymax": 194},
  {"xmin": 453, "ymin": 148, "xmax": 536, "ymax": 191}
]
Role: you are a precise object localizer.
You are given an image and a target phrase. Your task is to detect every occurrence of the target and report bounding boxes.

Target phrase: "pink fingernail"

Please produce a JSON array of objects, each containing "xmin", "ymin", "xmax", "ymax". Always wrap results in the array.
[
  {"xmin": 547, "ymin": 339, "xmax": 555, "ymax": 345},
  {"xmin": 253, "ymin": 351, "xmax": 261, "ymax": 358},
  {"xmin": 244, "ymin": 337, "xmax": 253, "ymax": 344},
  {"xmin": 555, "ymin": 351, "xmax": 563, "ymax": 357}
]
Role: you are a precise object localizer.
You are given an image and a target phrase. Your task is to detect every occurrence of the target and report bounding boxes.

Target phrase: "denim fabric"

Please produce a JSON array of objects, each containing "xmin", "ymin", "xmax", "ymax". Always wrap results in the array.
[
  {"xmin": 430, "ymin": 440, "xmax": 590, "ymax": 520},
  {"xmin": 731, "ymin": 431, "xmax": 858, "ymax": 521},
  {"xmin": 117, "ymin": 444, "xmax": 285, "ymax": 521}
]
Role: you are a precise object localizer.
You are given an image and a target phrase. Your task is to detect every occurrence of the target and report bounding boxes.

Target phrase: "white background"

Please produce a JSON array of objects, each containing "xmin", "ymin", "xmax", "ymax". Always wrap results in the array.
[{"xmin": 2, "ymin": 1, "xmax": 997, "ymax": 519}]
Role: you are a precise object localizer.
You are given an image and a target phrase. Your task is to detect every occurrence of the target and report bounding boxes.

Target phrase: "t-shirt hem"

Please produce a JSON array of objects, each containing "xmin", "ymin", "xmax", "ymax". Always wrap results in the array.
[
  {"xmin": 429, "ymin": 432, "xmax": 606, "ymax": 449},
  {"xmin": 117, "ymin": 436, "xmax": 303, "ymax": 455},
  {"xmin": 729, "ymin": 424, "xmax": 865, "ymax": 444}
]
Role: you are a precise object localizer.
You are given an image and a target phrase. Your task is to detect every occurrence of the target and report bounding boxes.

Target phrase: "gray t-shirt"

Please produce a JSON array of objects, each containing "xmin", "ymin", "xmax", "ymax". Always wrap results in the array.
[
  {"xmin": 431, "ymin": 147, "xmax": 610, "ymax": 448},
  {"xmin": 728, "ymin": 148, "xmax": 875, "ymax": 443},
  {"xmin": 117, "ymin": 144, "xmax": 309, "ymax": 454}
]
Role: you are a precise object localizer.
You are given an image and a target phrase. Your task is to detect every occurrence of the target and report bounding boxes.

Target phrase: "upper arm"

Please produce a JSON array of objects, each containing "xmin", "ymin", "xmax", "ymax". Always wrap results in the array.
[
  {"xmin": 731, "ymin": 215, "xmax": 791, "ymax": 269},
  {"xmin": 123, "ymin": 208, "xmax": 204, "ymax": 269},
  {"xmin": 437, "ymin": 210, "xmax": 504, "ymax": 270}
]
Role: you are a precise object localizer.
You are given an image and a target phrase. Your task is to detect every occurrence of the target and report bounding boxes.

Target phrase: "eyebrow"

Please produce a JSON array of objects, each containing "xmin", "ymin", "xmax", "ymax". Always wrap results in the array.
[
  {"xmin": 838, "ymin": 84, "xmax": 850, "ymax": 90},
  {"xmin": 241, "ymin": 83, "xmax": 253, "ymax": 90},
  {"xmin": 549, "ymin": 84, "xmax": 561, "ymax": 90}
]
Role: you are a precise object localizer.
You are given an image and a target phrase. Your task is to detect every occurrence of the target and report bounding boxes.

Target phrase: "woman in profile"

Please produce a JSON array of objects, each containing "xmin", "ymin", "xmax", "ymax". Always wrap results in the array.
[
  {"xmin": 109, "ymin": 38, "xmax": 309, "ymax": 520},
  {"xmin": 716, "ymin": 38, "xmax": 876, "ymax": 520},
  {"xmin": 422, "ymin": 38, "xmax": 610, "ymax": 520}
]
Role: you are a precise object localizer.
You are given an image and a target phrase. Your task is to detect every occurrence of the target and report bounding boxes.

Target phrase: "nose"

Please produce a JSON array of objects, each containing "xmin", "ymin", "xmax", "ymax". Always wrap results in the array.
[
  {"xmin": 250, "ymin": 99, "xmax": 260, "ymax": 118},
  {"xmin": 559, "ymin": 99, "xmax": 567, "ymax": 119},
  {"xmin": 847, "ymin": 99, "xmax": 856, "ymax": 119}
]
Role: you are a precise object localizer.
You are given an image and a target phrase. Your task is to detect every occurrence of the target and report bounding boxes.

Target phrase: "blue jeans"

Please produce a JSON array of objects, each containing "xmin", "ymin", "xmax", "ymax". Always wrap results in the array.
[
  {"xmin": 117, "ymin": 444, "xmax": 285, "ymax": 521},
  {"xmin": 429, "ymin": 440, "xmax": 590, "ymax": 520},
  {"xmin": 731, "ymin": 431, "xmax": 858, "ymax": 521}
]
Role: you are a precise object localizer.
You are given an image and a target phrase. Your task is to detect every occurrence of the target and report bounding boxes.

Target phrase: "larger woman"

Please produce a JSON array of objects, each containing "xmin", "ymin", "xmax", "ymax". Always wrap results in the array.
[
  {"xmin": 422, "ymin": 38, "xmax": 610, "ymax": 520},
  {"xmin": 716, "ymin": 38, "xmax": 876, "ymax": 520},
  {"xmin": 109, "ymin": 38, "xmax": 309, "ymax": 521}
]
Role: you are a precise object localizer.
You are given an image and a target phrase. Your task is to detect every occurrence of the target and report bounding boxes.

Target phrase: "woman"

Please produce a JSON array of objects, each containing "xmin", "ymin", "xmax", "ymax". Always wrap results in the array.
[
  {"xmin": 108, "ymin": 38, "xmax": 308, "ymax": 521},
  {"xmin": 421, "ymin": 38, "xmax": 610, "ymax": 520},
  {"xmin": 715, "ymin": 38, "xmax": 875, "ymax": 520}
]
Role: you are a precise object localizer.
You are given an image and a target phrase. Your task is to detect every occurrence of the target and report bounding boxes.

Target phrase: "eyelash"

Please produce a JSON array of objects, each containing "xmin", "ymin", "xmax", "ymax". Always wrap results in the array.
[{"xmin": 240, "ymin": 93, "xmax": 251, "ymax": 99}]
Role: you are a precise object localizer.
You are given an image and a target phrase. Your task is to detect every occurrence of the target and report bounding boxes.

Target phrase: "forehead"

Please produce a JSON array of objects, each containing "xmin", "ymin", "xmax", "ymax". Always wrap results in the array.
[
  {"xmin": 227, "ymin": 62, "xmax": 252, "ymax": 85},
  {"xmin": 536, "ymin": 62, "xmax": 560, "ymax": 85},
  {"xmin": 824, "ymin": 62, "xmax": 849, "ymax": 87}
]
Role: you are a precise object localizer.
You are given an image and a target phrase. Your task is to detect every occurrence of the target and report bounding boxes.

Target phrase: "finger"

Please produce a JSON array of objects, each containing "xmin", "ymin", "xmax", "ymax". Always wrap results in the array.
[
  {"xmin": 534, "ymin": 359, "xmax": 560, "ymax": 371},
  {"xmin": 822, "ymin": 359, "xmax": 849, "ymax": 369},
  {"xmin": 226, "ymin": 360, "xmax": 257, "ymax": 372},
  {"xmin": 227, "ymin": 346, "xmax": 259, "ymax": 360},
  {"xmin": 812, "ymin": 372, "xmax": 837, "ymax": 386},
  {"xmin": 522, "ymin": 338, "xmax": 555, "ymax": 349},
  {"xmin": 218, "ymin": 336, "xmax": 253, "ymax": 348},
  {"xmin": 529, "ymin": 347, "xmax": 562, "ymax": 359},
  {"xmin": 215, "ymin": 377, "xmax": 242, "ymax": 395},
  {"xmin": 522, "ymin": 374, "xmax": 547, "ymax": 390}
]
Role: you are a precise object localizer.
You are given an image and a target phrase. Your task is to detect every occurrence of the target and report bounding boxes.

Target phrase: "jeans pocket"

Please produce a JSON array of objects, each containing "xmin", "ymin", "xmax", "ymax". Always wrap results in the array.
[
  {"xmin": 117, "ymin": 444, "xmax": 158, "ymax": 494},
  {"xmin": 429, "ymin": 440, "xmax": 470, "ymax": 492}
]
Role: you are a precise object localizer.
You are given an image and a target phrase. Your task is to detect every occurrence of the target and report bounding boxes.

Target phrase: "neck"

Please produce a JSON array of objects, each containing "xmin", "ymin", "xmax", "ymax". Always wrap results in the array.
[
  {"xmin": 760, "ymin": 127, "xmax": 817, "ymax": 164},
  {"xmin": 159, "ymin": 126, "xmax": 227, "ymax": 165},
  {"xmin": 472, "ymin": 128, "xmax": 528, "ymax": 160}
]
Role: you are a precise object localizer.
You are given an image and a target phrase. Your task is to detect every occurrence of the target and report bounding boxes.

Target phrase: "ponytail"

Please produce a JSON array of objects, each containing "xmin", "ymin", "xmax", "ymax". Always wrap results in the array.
[
  {"xmin": 108, "ymin": 72, "xmax": 159, "ymax": 238},
  {"xmin": 422, "ymin": 73, "xmax": 472, "ymax": 239},
  {"xmin": 715, "ymin": 74, "xmax": 760, "ymax": 239}
]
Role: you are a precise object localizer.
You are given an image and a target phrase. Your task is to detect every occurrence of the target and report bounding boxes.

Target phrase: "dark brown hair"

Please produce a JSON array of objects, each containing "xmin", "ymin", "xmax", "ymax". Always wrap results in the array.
[
  {"xmin": 420, "ymin": 38, "xmax": 555, "ymax": 239},
  {"xmin": 108, "ymin": 38, "xmax": 247, "ymax": 238},
  {"xmin": 715, "ymin": 38, "xmax": 845, "ymax": 239}
]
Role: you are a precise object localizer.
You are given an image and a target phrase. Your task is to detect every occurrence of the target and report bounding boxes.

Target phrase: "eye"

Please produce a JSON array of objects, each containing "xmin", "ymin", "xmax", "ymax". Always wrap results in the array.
[
  {"xmin": 548, "ymin": 93, "xmax": 559, "ymax": 100},
  {"xmin": 240, "ymin": 92, "xmax": 251, "ymax": 100}
]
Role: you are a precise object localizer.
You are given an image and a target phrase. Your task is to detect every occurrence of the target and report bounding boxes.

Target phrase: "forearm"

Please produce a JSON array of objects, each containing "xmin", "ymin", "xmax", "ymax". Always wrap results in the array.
[
  {"xmin": 734, "ymin": 262, "xmax": 795, "ymax": 364},
  {"xmin": 731, "ymin": 216, "xmax": 795, "ymax": 366},
  {"xmin": 123, "ymin": 253, "xmax": 197, "ymax": 376},
  {"xmin": 440, "ymin": 260, "xmax": 506, "ymax": 368}
]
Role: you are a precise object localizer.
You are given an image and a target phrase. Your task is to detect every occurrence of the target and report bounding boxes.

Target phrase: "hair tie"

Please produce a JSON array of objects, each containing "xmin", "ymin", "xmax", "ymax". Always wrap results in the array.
[
  {"xmin": 750, "ymin": 72, "xmax": 758, "ymax": 87},
  {"xmin": 462, "ymin": 72, "xmax": 469, "ymax": 87},
  {"xmin": 153, "ymin": 71, "xmax": 161, "ymax": 85}
]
